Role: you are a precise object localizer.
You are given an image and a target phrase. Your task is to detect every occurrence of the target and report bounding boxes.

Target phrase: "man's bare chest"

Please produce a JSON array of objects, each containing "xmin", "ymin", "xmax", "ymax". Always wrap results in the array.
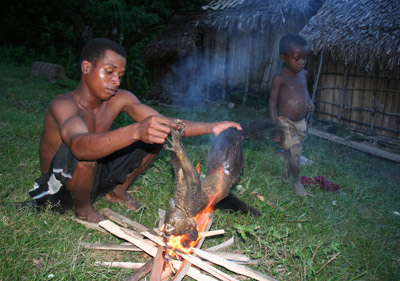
[{"xmin": 78, "ymin": 107, "xmax": 116, "ymax": 133}]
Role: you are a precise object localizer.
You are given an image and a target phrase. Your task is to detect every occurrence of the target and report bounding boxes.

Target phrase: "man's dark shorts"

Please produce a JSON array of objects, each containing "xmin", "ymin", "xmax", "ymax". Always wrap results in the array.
[{"xmin": 29, "ymin": 142, "xmax": 160, "ymax": 212}]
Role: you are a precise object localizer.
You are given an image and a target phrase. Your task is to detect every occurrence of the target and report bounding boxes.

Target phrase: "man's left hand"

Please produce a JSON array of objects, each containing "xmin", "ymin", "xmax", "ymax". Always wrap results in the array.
[{"xmin": 211, "ymin": 121, "xmax": 242, "ymax": 136}]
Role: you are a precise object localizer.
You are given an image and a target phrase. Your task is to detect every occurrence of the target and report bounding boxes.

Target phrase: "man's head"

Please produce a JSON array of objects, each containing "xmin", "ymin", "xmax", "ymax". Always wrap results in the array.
[
  {"xmin": 279, "ymin": 34, "xmax": 308, "ymax": 55},
  {"xmin": 79, "ymin": 38, "xmax": 127, "ymax": 67}
]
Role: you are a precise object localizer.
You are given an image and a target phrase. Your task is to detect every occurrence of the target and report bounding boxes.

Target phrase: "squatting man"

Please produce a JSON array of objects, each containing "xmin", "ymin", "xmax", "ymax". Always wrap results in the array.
[{"xmin": 29, "ymin": 38, "xmax": 241, "ymax": 223}]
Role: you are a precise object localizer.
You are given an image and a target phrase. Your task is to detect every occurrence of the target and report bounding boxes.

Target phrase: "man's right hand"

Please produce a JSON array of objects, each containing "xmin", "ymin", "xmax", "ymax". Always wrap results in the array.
[{"xmin": 136, "ymin": 115, "xmax": 184, "ymax": 144}]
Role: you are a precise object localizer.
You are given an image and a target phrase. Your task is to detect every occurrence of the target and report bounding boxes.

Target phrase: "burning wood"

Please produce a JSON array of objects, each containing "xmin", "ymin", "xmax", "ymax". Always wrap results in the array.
[
  {"xmin": 95, "ymin": 214, "xmax": 277, "ymax": 281},
  {"xmin": 164, "ymin": 127, "xmax": 244, "ymax": 243}
]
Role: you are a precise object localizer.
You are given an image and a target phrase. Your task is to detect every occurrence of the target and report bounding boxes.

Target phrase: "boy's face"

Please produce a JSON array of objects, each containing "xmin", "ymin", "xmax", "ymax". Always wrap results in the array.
[
  {"xmin": 83, "ymin": 49, "xmax": 126, "ymax": 100},
  {"xmin": 280, "ymin": 46, "xmax": 308, "ymax": 74}
]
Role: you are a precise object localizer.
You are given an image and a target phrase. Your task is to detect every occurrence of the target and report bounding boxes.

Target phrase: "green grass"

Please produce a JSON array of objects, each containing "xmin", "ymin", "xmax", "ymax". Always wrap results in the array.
[{"xmin": 0, "ymin": 61, "xmax": 399, "ymax": 280}]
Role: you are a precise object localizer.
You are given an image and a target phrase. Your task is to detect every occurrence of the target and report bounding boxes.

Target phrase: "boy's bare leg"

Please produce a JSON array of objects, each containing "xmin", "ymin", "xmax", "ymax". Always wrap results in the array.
[
  {"xmin": 106, "ymin": 145, "xmax": 162, "ymax": 210},
  {"xmin": 66, "ymin": 161, "xmax": 105, "ymax": 223},
  {"xmin": 281, "ymin": 150, "xmax": 290, "ymax": 183},
  {"xmin": 289, "ymin": 143, "xmax": 306, "ymax": 196}
]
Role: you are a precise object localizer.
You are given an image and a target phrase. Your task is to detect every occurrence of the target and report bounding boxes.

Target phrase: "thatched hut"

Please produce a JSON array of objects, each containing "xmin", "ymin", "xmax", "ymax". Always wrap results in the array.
[
  {"xmin": 301, "ymin": 0, "xmax": 400, "ymax": 140},
  {"xmin": 143, "ymin": 0, "xmax": 324, "ymax": 105}
]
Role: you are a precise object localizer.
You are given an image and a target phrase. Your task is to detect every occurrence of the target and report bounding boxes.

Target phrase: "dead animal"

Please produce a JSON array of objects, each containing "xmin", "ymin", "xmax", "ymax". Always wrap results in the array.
[{"xmin": 164, "ymin": 127, "xmax": 246, "ymax": 243}]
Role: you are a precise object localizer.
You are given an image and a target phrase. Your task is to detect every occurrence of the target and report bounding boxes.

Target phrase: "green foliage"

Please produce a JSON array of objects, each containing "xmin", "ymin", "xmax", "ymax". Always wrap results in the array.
[{"xmin": 1, "ymin": 0, "xmax": 208, "ymax": 93}]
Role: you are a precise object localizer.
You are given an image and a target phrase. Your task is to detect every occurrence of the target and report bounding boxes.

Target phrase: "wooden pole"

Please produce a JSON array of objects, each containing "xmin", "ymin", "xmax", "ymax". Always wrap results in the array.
[{"xmin": 309, "ymin": 50, "xmax": 324, "ymax": 126}]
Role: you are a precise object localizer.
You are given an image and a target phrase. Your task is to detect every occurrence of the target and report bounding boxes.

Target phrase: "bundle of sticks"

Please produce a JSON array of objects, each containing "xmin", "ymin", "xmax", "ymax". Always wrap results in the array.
[{"xmin": 78, "ymin": 208, "xmax": 277, "ymax": 281}]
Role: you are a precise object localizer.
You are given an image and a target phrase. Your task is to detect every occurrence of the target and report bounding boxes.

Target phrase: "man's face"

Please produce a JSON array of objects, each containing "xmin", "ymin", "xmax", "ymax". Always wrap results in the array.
[
  {"xmin": 86, "ymin": 49, "xmax": 126, "ymax": 100},
  {"xmin": 281, "ymin": 46, "xmax": 308, "ymax": 74}
]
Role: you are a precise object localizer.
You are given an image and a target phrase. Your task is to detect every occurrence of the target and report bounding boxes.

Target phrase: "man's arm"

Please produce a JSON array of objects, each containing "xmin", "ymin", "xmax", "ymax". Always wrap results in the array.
[
  {"xmin": 53, "ymin": 96, "xmax": 180, "ymax": 160},
  {"xmin": 121, "ymin": 90, "xmax": 241, "ymax": 138},
  {"xmin": 182, "ymin": 121, "xmax": 241, "ymax": 137}
]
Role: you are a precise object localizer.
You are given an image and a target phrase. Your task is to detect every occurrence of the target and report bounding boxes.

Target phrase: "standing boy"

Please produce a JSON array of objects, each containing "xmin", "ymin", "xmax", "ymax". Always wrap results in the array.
[
  {"xmin": 269, "ymin": 34, "xmax": 314, "ymax": 196},
  {"xmin": 29, "ymin": 38, "xmax": 241, "ymax": 222}
]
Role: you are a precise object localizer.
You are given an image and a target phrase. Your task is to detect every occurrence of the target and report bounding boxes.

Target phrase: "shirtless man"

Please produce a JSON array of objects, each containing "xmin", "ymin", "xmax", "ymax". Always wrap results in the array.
[
  {"xmin": 269, "ymin": 34, "xmax": 314, "ymax": 196},
  {"xmin": 29, "ymin": 38, "xmax": 241, "ymax": 222}
]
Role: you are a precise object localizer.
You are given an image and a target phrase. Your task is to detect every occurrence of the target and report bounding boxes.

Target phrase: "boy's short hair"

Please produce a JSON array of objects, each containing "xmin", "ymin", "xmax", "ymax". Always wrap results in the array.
[
  {"xmin": 279, "ymin": 34, "xmax": 308, "ymax": 55},
  {"xmin": 79, "ymin": 38, "xmax": 127, "ymax": 66}
]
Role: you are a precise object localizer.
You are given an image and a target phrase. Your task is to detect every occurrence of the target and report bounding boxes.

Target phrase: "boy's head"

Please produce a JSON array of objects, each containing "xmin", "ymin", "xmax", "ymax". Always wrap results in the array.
[
  {"xmin": 79, "ymin": 38, "xmax": 127, "ymax": 67},
  {"xmin": 279, "ymin": 34, "xmax": 308, "ymax": 55}
]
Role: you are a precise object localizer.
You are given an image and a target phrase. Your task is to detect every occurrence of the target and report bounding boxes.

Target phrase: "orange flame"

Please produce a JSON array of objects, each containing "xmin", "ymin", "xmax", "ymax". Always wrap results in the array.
[{"xmin": 165, "ymin": 165, "xmax": 225, "ymax": 257}]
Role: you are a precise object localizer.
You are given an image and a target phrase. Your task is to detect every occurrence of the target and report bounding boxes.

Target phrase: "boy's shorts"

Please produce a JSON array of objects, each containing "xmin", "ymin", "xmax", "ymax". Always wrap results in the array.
[
  {"xmin": 275, "ymin": 116, "xmax": 307, "ymax": 151},
  {"xmin": 29, "ymin": 141, "xmax": 160, "ymax": 211}
]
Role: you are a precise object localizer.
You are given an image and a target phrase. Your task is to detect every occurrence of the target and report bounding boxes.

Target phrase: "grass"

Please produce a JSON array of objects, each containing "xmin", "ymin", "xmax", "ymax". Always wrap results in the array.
[{"xmin": 0, "ymin": 61, "xmax": 399, "ymax": 281}]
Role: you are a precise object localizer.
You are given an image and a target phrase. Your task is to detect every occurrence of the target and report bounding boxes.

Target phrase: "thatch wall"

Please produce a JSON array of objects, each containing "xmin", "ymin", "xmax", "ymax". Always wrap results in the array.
[
  {"xmin": 301, "ymin": 0, "xmax": 400, "ymax": 140},
  {"xmin": 143, "ymin": 0, "xmax": 323, "ymax": 104}
]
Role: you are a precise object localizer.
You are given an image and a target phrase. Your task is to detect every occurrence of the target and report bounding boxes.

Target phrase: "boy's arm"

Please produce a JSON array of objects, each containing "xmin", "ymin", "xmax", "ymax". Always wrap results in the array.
[{"xmin": 269, "ymin": 75, "xmax": 281, "ymax": 125}]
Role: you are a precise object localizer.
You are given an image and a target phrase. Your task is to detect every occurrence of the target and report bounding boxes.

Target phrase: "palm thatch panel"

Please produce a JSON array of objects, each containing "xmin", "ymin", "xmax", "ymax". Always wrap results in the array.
[{"xmin": 301, "ymin": 0, "xmax": 400, "ymax": 77}]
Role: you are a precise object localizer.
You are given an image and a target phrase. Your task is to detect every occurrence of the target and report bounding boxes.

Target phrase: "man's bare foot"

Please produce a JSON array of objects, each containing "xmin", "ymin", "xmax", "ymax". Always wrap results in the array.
[
  {"xmin": 106, "ymin": 190, "xmax": 143, "ymax": 210},
  {"xmin": 75, "ymin": 205, "xmax": 105, "ymax": 223},
  {"xmin": 294, "ymin": 182, "xmax": 306, "ymax": 197}
]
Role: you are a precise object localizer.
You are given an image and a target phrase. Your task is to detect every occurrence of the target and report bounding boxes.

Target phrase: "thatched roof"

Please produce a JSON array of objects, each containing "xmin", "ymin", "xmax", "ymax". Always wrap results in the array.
[
  {"xmin": 143, "ymin": 0, "xmax": 324, "ymax": 63},
  {"xmin": 142, "ymin": 13, "xmax": 202, "ymax": 63},
  {"xmin": 201, "ymin": 0, "xmax": 324, "ymax": 31},
  {"xmin": 300, "ymin": 0, "xmax": 400, "ymax": 76}
]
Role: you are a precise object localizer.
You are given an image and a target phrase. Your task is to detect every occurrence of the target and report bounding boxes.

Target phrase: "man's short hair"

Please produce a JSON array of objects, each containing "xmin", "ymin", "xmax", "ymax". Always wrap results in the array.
[
  {"xmin": 279, "ymin": 34, "xmax": 308, "ymax": 55},
  {"xmin": 79, "ymin": 38, "xmax": 127, "ymax": 66}
]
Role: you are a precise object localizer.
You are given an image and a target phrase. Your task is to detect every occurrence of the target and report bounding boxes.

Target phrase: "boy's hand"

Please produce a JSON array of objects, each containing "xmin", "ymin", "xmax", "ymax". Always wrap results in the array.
[
  {"xmin": 308, "ymin": 102, "xmax": 314, "ymax": 114},
  {"xmin": 271, "ymin": 126, "xmax": 282, "ymax": 144}
]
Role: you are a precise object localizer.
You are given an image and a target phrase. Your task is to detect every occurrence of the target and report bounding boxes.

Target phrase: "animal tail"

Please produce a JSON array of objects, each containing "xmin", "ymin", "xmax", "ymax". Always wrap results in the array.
[{"xmin": 215, "ymin": 193, "xmax": 261, "ymax": 217}]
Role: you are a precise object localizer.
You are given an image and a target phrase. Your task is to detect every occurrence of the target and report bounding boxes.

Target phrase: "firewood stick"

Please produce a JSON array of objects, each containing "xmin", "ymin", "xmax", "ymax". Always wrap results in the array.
[
  {"xmin": 199, "ymin": 229, "xmax": 225, "ymax": 238},
  {"xmin": 172, "ymin": 214, "xmax": 214, "ymax": 281},
  {"xmin": 192, "ymin": 248, "xmax": 277, "ymax": 281},
  {"xmin": 124, "ymin": 259, "xmax": 154, "ymax": 281},
  {"xmin": 161, "ymin": 267, "xmax": 174, "ymax": 281},
  {"xmin": 79, "ymin": 242, "xmax": 141, "ymax": 251},
  {"xmin": 203, "ymin": 251, "xmax": 251, "ymax": 263},
  {"xmin": 94, "ymin": 261, "xmax": 145, "ymax": 269},
  {"xmin": 206, "ymin": 236, "xmax": 234, "ymax": 252},
  {"xmin": 150, "ymin": 245, "xmax": 165, "ymax": 281},
  {"xmin": 142, "ymin": 230, "xmax": 238, "ymax": 281},
  {"xmin": 98, "ymin": 220, "xmax": 216, "ymax": 281},
  {"xmin": 72, "ymin": 217, "xmax": 108, "ymax": 233},
  {"xmin": 177, "ymin": 251, "xmax": 238, "ymax": 281},
  {"xmin": 99, "ymin": 220, "xmax": 157, "ymax": 257},
  {"xmin": 98, "ymin": 208, "xmax": 148, "ymax": 233}
]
